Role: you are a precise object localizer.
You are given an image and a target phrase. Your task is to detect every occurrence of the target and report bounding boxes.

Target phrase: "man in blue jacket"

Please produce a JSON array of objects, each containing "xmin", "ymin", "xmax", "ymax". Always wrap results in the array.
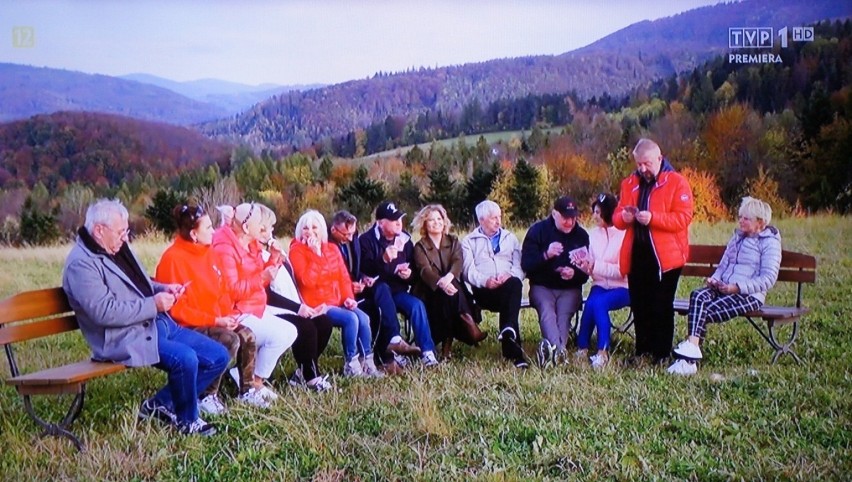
[
  {"xmin": 358, "ymin": 201, "xmax": 438, "ymax": 368},
  {"xmin": 62, "ymin": 199, "xmax": 229, "ymax": 436},
  {"xmin": 521, "ymin": 196, "xmax": 590, "ymax": 367}
]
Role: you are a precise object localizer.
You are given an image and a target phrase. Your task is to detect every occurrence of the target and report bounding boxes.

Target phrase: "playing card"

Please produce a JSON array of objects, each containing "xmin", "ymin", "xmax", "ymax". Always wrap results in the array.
[{"xmin": 568, "ymin": 246, "xmax": 589, "ymax": 264}]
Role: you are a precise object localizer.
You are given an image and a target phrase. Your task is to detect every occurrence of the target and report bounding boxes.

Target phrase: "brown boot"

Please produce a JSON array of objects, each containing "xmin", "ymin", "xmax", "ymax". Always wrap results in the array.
[
  {"xmin": 460, "ymin": 313, "xmax": 487, "ymax": 345},
  {"xmin": 441, "ymin": 339, "xmax": 453, "ymax": 360}
]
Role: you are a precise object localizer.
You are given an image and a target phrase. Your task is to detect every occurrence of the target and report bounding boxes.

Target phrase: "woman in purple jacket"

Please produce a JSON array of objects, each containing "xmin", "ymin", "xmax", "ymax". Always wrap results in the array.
[{"xmin": 668, "ymin": 197, "xmax": 782, "ymax": 376}]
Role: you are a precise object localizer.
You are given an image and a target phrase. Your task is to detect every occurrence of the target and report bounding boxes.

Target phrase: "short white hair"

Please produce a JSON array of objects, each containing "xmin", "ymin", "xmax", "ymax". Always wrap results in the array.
[
  {"xmin": 84, "ymin": 199, "xmax": 128, "ymax": 234},
  {"xmin": 475, "ymin": 200, "xmax": 501, "ymax": 222},
  {"xmin": 294, "ymin": 210, "xmax": 328, "ymax": 243},
  {"xmin": 739, "ymin": 196, "xmax": 772, "ymax": 225},
  {"xmin": 632, "ymin": 138, "xmax": 661, "ymax": 160}
]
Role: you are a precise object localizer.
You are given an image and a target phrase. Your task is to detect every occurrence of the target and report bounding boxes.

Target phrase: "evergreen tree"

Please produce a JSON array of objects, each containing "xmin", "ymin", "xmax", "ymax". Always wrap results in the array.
[
  {"xmin": 463, "ymin": 162, "xmax": 499, "ymax": 226},
  {"xmin": 336, "ymin": 165, "xmax": 386, "ymax": 222},
  {"xmin": 145, "ymin": 189, "xmax": 187, "ymax": 235},
  {"xmin": 509, "ymin": 158, "xmax": 541, "ymax": 225},
  {"xmin": 318, "ymin": 156, "xmax": 334, "ymax": 183},
  {"xmin": 19, "ymin": 197, "xmax": 61, "ymax": 246}
]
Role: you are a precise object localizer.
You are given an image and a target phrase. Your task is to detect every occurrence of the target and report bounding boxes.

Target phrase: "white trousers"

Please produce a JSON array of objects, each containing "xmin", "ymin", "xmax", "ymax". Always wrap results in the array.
[{"xmin": 237, "ymin": 309, "xmax": 298, "ymax": 379}]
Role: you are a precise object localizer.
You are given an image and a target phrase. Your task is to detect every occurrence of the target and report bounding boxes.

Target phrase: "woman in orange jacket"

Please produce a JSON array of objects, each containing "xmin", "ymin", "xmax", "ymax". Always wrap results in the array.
[
  {"xmin": 289, "ymin": 210, "xmax": 381, "ymax": 378},
  {"xmin": 156, "ymin": 204, "xmax": 271, "ymax": 412}
]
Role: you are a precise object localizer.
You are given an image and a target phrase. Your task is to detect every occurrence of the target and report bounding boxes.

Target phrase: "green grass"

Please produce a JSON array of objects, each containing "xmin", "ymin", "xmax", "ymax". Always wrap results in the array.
[{"xmin": 1, "ymin": 216, "xmax": 850, "ymax": 480}]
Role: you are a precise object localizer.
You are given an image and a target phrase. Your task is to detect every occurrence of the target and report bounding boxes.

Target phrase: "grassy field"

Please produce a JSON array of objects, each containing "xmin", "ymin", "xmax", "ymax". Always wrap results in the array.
[{"xmin": 0, "ymin": 216, "xmax": 850, "ymax": 480}]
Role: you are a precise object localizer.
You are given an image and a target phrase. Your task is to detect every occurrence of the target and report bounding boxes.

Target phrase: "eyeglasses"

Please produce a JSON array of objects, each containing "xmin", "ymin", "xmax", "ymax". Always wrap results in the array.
[
  {"xmin": 101, "ymin": 224, "xmax": 130, "ymax": 239},
  {"xmin": 333, "ymin": 224, "xmax": 356, "ymax": 240},
  {"xmin": 239, "ymin": 202, "xmax": 256, "ymax": 225}
]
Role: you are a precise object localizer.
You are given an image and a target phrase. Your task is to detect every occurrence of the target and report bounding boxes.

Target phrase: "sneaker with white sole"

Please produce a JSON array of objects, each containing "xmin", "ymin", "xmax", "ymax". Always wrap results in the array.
[
  {"xmin": 138, "ymin": 398, "xmax": 177, "ymax": 426},
  {"xmin": 361, "ymin": 356, "xmax": 385, "ymax": 378},
  {"xmin": 238, "ymin": 388, "xmax": 271, "ymax": 409},
  {"xmin": 228, "ymin": 367, "xmax": 240, "ymax": 386},
  {"xmin": 590, "ymin": 353, "xmax": 608, "ymax": 369},
  {"xmin": 392, "ymin": 351, "xmax": 410, "ymax": 368},
  {"xmin": 537, "ymin": 339, "xmax": 555, "ymax": 369},
  {"xmin": 673, "ymin": 340, "xmax": 703, "ymax": 360},
  {"xmin": 178, "ymin": 417, "xmax": 217, "ymax": 436},
  {"xmin": 288, "ymin": 368, "xmax": 305, "ymax": 387},
  {"xmin": 257, "ymin": 384, "xmax": 279, "ymax": 401},
  {"xmin": 198, "ymin": 394, "xmax": 228, "ymax": 416},
  {"xmin": 421, "ymin": 351, "xmax": 439, "ymax": 367},
  {"xmin": 343, "ymin": 356, "xmax": 364, "ymax": 377},
  {"xmin": 306, "ymin": 375, "xmax": 333, "ymax": 393},
  {"xmin": 667, "ymin": 359, "xmax": 698, "ymax": 376}
]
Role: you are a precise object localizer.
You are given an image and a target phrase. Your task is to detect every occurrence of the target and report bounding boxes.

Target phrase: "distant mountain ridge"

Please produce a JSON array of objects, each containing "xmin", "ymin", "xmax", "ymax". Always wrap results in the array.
[
  {"xmin": 0, "ymin": 63, "xmax": 228, "ymax": 124},
  {"xmin": 119, "ymin": 73, "xmax": 323, "ymax": 114},
  {"xmin": 201, "ymin": 0, "xmax": 849, "ymax": 149}
]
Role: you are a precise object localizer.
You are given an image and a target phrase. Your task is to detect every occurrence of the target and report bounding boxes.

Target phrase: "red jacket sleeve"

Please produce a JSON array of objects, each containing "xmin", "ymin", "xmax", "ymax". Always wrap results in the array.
[{"xmin": 649, "ymin": 174, "xmax": 694, "ymax": 233}]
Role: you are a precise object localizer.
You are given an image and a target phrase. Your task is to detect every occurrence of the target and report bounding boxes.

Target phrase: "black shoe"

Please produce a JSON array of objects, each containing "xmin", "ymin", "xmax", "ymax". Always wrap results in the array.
[
  {"xmin": 513, "ymin": 357, "xmax": 530, "ymax": 369},
  {"xmin": 624, "ymin": 354, "xmax": 652, "ymax": 368},
  {"xmin": 178, "ymin": 417, "xmax": 217, "ymax": 437},
  {"xmin": 138, "ymin": 398, "xmax": 177, "ymax": 426}
]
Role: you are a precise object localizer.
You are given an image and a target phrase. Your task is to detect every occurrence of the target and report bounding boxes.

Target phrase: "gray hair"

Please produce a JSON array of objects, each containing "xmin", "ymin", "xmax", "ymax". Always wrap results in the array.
[
  {"xmin": 475, "ymin": 200, "xmax": 501, "ymax": 222},
  {"xmin": 331, "ymin": 210, "xmax": 357, "ymax": 227},
  {"xmin": 294, "ymin": 210, "xmax": 329, "ymax": 244},
  {"xmin": 632, "ymin": 138, "xmax": 661, "ymax": 160},
  {"xmin": 84, "ymin": 199, "xmax": 128, "ymax": 234}
]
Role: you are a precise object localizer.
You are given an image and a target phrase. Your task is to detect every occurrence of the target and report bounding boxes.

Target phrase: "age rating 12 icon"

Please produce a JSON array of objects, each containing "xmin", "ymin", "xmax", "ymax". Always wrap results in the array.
[{"xmin": 12, "ymin": 27, "xmax": 35, "ymax": 48}]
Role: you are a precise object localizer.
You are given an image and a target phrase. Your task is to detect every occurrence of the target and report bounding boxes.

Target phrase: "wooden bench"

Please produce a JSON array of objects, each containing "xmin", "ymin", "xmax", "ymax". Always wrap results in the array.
[
  {"xmin": 0, "ymin": 287, "xmax": 126, "ymax": 451},
  {"xmin": 674, "ymin": 244, "xmax": 816, "ymax": 364}
]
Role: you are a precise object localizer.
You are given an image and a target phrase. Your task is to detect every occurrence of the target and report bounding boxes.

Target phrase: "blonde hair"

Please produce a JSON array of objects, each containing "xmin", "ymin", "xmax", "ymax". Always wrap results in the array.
[
  {"xmin": 231, "ymin": 202, "xmax": 261, "ymax": 228},
  {"xmin": 294, "ymin": 210, "xmax": 329, "ymax": 243},
  {"xmin": 412, "ymin": 204, "xmax": 452, "ymax": 237},
  {"xmin": 739, "ymin": 196, "xmax": 772, "ymax": 226},
  {"xmin": 258, "ymin": 204, "xmax": 277, "ymax": 228}
]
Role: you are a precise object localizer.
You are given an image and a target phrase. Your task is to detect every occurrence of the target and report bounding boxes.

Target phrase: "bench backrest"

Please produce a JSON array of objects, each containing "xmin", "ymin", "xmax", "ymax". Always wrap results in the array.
[
  {"xmin": 0, "ymin": 287, "xmax": 79, "ymax": 346},
  {"xmin": 682, "ymin": 244, "xmax": 816, "ymax": 307}
]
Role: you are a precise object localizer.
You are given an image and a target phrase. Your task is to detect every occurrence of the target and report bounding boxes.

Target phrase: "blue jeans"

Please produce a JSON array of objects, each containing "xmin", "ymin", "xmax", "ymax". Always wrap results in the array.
[
  {"xmin": 325, "ymin": 306, "xmax": 373, "ymax": 360},
  {"xmin": 577, "ymin": 286, "xmax": 630, "ymax": 351},
  {"xmin": 391, "ymin": 291, "xmax": 435, "ymax": 353},
  {"xmin": 152, "ymin": 313, "xmax": 230, "ymax": 423}
]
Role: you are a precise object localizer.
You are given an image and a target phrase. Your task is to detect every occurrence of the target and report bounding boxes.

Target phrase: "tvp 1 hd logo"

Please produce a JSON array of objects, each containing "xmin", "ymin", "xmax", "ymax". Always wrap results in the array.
[
  {"xmin": 729, "ymin": 28, "xmax": 774, "ymax": 48},
  {"xmin": 728, "ymin": 26, "xmax": 814, "ymax": 65}
]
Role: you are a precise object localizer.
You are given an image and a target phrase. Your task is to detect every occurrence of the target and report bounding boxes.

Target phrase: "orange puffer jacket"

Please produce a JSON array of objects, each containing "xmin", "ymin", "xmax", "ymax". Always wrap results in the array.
[
  {"xmin": 288, "ymin": 239, "xmax": 355, "ymax": 308},
  {"xmin": 613, "ymin": 162, "xmax": 693, "ymax": 276},
  {"xmin": 212, "ymin": 226, "xmax": 277, "ymax": 317}
]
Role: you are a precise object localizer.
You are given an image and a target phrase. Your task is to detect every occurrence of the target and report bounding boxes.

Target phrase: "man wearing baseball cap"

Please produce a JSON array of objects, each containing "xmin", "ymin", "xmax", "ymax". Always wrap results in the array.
[
  {"xmin": 358, "ymin": 201, "xmax": 439, "ymax": 369},
  {"xmin": 521, "ymin": 196, "xmax": 590, "ymax": 368}
]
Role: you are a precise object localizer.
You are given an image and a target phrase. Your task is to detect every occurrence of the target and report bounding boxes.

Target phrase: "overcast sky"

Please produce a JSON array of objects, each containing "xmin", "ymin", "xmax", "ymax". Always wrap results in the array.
[{"xmin": 1, "ymin": 0, "xmax": 722, "ymax": 87}]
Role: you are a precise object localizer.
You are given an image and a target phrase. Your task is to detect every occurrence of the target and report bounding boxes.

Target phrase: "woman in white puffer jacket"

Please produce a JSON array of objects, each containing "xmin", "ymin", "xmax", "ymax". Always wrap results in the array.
[{"xmin": 668, "ymin": 196, "xmax": 782, "ymax": 376}]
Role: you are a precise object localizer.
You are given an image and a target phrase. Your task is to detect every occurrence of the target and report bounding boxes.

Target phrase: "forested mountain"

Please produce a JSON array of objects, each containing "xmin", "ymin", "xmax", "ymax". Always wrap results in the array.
[
  {"xmin": 0, "ymin": 112, "xmax": 232, "ymax": 190},
  {"xmin": 0, "ymin": 64, "xmax": 228, "ymax": 124},
  {"xmin": 201, "ymin": 0, "xmax": 849, "ymax": 150}
]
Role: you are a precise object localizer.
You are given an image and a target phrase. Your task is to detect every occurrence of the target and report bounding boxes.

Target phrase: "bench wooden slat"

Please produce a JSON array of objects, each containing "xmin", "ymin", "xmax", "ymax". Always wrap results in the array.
[
  {"xmin": 0, "ymin": 315, "xmax": 79, "ymax": 345},
  {"xmin": 0, "ymin": 287, "xmax": 73, "ymax": 324},
  {"xmin": 673, "ymin": 300, "xmax": 809, "ymax": 320},
  {"xmin": 6, "ymin": 360, "xmax": 125, "ymax": 387}
]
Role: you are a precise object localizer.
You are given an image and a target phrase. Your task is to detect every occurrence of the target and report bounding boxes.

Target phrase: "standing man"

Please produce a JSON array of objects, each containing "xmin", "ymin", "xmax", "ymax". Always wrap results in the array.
[
  {"xmin": 521, "ymin": 196, "xmax": 590, "ymax": 367},
  {"xmin": 613, "ymin": 138, "xmax": 694, "ymax": 365},
  {"xmin": 462, "ymin": 200, "xmax": 529, "ymax": 368},
  {"xmin": 358, "ymin": 202, "xmax": 439, "ymax": 367},
  {"xmin": 62, "ymin": 199, "xmax": 229, "ymax": 436}
]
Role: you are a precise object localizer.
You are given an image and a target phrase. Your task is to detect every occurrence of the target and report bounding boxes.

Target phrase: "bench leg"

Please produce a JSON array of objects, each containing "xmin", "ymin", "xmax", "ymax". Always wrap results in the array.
[
  {"xmin": 22, "ymin": 387, "xmax": 86, "ymax": 452},
  {"xmin": 746, "ymin": 317, "xmax": 802, "ymax": 365}
]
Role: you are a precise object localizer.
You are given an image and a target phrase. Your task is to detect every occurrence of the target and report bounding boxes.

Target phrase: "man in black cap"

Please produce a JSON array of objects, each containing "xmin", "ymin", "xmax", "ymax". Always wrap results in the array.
[
  {"xmin": 359, "ymin": 201, "xmax": 439, "ymax": 369},
  {"xmin": 521, "ymin": 196, "xmax": 590, "ymax": 368}
]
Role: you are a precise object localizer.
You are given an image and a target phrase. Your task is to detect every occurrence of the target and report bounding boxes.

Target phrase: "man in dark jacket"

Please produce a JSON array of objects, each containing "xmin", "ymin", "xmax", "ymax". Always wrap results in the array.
[
  {"xmin": 329, "ymin": 209, "xmax": 421, "ymax": 374},
  {"xmin": 358, "ymin": 201, "xmax": 438, "ymax": 368},
  {"xmin": 521, "ymin": 196, "xmax": 590, "ymax": 367}
]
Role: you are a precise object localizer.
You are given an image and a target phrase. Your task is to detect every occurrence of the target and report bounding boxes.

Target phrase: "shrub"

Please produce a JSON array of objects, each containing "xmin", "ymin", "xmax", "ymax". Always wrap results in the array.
[{"xmin": 679, "ymin": 167, "xmax": 728, "ymax": 224}]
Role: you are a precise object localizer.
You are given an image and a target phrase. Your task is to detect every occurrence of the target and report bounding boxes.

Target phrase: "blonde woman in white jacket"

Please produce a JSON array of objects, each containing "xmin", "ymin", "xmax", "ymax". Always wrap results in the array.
[{"xmin": 575, "ymin": 194, "xmax": 630, "ymax": 368}]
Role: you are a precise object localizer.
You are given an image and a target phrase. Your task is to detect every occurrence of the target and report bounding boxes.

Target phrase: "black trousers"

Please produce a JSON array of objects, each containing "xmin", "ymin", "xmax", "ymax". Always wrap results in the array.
[
  {"xmin": 279, "ymin": 313, "xmax": 333, "ymax": 381},
  {"xmin": 472, "ymin": 276, "xmax": 523, "ymax": 357},
  {"xmin": 628, "ymin": 263, "xmax": 682, "ymax": 361}
]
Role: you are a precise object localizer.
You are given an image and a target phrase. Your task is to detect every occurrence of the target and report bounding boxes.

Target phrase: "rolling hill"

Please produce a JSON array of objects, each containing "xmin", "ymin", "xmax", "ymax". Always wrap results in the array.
[{"xmin": 200, "ymin": 0, "xmax": 849, "ymax": 150}]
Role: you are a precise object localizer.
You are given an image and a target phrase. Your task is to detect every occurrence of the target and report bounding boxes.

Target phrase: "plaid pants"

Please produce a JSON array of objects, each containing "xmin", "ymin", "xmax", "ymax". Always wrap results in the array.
[{"xmin": 688, "ymin": 287, "xmax": 763, "ymax": 339}]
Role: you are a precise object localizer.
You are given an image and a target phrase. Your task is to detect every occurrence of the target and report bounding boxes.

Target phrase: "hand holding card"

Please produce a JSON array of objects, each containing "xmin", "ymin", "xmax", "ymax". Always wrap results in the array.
[{"xmin": 568, "ymin": 246, "xmax": 589, "ymax": 265}]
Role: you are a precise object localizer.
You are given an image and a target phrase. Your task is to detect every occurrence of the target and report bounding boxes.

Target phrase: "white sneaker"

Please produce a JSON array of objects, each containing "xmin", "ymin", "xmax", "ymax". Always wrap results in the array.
[
  {"xmin": 257, "ymin": 384, "xmax": 279, "ymax": 402},
  {"xmin": 229, "ymin": 367, "xmax": 240, "ymax": 386},
  {"xmin": 361, "ymin": 355, "xmax": 385, "ymax": 378},
  {"xmin": 306, "ymin": 375, "xmax": 333, "ymax": 393},
  {"xmin": 198, "ymin": 394, "xmax": 227, "ymax": 416},
  {"xmin": 392, "ymin": 351, "xmax": 409, "ymax": 368},
  {"xmin": 178, "ymin": 417, "xmax": 217, "ymax": 436},
  {"xmin": 421, "ymin": 351, "xmax": 439, "ymax": 367},
  {"xmin": 667, "ymin": 359, "xmax": 698, "ymax": 376},
  {"xmin": 238, "ymin": 388, "xmax": 271, "ymax": 409},
  {"xmin": 343, "ymin": 356, "xmax": 364, "ymax": 377},
  {"xmin": 673, "ymin": 340, "xmax": 703, "ymax": 360},
  {"xmin": 589, "ymin": 353, "xmax": 608, "ymax": 370}
]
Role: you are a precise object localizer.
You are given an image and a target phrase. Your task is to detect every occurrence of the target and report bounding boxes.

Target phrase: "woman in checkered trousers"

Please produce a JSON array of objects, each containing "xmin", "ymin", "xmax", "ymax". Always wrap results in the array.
[{"xmin": 667, "ymin": 197, "xmax": 782, "ymax": 376}]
